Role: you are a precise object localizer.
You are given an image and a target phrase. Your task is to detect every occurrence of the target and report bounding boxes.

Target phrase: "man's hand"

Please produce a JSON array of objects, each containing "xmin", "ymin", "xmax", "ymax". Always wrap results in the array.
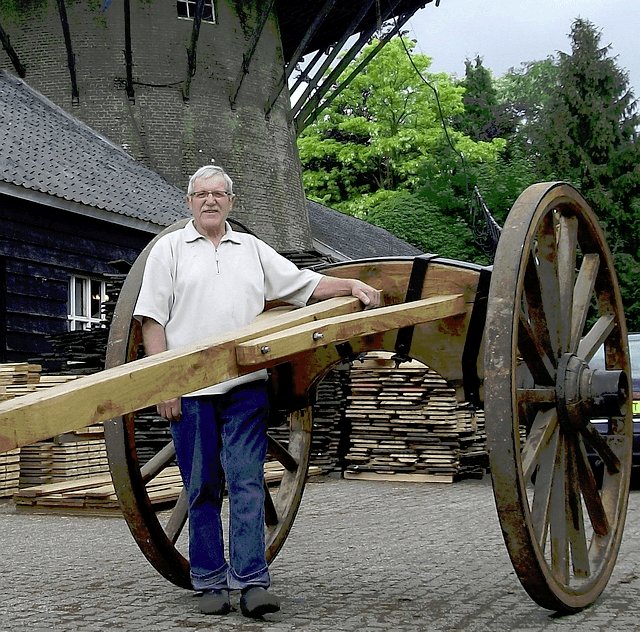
[
  {"xmin": 350, "ymin": 280, "xmax": 382, "ymax": 309},
  {"xmin": 311, "ymin": 275, "xmax": 382, "ymax": 310},
  {"xmin": 157, "ymin": 397, "xmax": 182, "ymax": 421}
]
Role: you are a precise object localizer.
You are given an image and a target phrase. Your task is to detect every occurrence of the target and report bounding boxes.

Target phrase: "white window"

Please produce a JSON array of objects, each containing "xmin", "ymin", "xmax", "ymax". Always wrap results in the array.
[
  {"xmin": 177, "ymin": 0, "xmax": 215, "ymax": 22},
  {"xmin": 68, "ymin": 275, "xmax": 108, "ymax": 331}
]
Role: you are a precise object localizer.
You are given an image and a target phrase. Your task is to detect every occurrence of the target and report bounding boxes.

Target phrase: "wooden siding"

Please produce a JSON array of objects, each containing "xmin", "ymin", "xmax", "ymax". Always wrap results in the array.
[{"xmin": 0, "ymin": 196, "xmax": 154, "ymax": 362}]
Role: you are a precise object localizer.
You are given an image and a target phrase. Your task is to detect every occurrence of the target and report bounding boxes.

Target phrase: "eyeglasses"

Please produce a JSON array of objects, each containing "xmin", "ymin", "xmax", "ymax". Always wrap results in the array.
[{"xmin": 190, "ymin": 190, "xmax": 233, "ymax": 200}]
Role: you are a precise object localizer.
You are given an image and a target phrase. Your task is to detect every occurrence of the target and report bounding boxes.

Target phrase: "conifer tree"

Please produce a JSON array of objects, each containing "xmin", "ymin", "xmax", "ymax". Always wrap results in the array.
[
  {"xmin": 536, "ymin": 18, "xmax": 640, "ymax": 255},
  {"xmin": 456, "ymin": 56, "xmax": 514, "ymax": 142}
]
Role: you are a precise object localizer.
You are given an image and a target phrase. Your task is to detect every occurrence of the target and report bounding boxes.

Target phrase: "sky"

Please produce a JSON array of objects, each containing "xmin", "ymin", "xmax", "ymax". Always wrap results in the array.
[{"xmin": 405, "ymin": 0, "xmax": 639, "ymax": 97}]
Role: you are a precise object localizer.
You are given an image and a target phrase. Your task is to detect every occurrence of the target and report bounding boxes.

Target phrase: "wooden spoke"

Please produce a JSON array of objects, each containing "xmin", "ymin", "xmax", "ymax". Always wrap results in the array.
[
  {"xmin": 530, "ymin": 427, "xmax": 560, "ymax": 547},
  {"xmin": 577, "ymin": 314, "xmax": 615, "ymax": 362},
  {"xmin": 523, "ymin": 256, "xmax": 555, "ymax": 365},
  {"xmin": 517, "ymin": 387, "xmax": 556, "ymax": 407},
  {"xmin": 565, "ymin": 436, "xmax": 590, "ymax": 578},
  {"xmin": 533, "ymin": 212, "xmax": 562, "ymax": 359},
  {"xmin": 575, "ymin": 438, "xmax": 609, "ymax": 537},
  {"xmin": 549, "ymin": 433, "xmax": 569, "ymax": 584},
  {"xmin": 165, "ymin": 487, "xmax": 189, "ymax": 544},
  {"xmin": 521, "ymin": 408, "xmax": 558, "ymax": 482},
  {"xmin": 570, "ymin": 254, "xmax": 600, "ymax": 353},
  {"xmin": 518, "ymin": 311, "xmax": 556, "ymax": 385},
  {"xmin": 556, "ymin": 214, "xmax": 579, "ymax": 354},
  {"xmin": 580, "ymin": 423, "xmax": 621, "ymax": 474},
  {"xmin": 485, "ymin": 182, "xmax": 632, "ymax": 612},
  {"xmin": 267, "ymin": 435, "xmax": 298, "ymax": 472},
  {"xmin": 264, "ymin": 481, "xmax": 278, "ymax": 527},
  {"xmin": 140, "ymin": 440, "xmax": 176, "ymax": 484},
  {"xmin": 558, "ymin": 214, "xmax": 578, "ymax": 353}
]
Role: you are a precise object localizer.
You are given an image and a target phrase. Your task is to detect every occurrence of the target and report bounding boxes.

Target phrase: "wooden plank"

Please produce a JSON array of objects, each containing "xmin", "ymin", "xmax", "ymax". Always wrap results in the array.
[
  {"xmin": 14, "ymin": 462, "xmax": 323, "ymax": 514},
  {"xmin": 236, "ymin": 294, "xmax": 465, "ymax": 366},
  {"xmin": 0, "ymin": 297, "xmax": 365, "ymax": 453},
  {"xmin": 14, "ymin": 473, "xmax": 114, "ymax": 497},
  {"xmin": 343, "ymin": 471, "xmax": 455, "ymax": 484}
]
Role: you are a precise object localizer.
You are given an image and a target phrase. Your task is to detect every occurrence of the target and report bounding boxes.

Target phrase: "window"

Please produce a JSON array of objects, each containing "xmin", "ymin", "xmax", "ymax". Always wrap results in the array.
[
  {"xmin": 177, "ymin": 0, "xmax": 215, "ymax": 22},
  {"xmin": 68, "ymin": 275, "xmax": 108, "ymax": 331}
]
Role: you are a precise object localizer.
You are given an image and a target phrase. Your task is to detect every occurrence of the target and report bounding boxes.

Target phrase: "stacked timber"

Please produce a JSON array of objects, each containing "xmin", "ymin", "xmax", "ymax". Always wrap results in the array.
[
  {"xmin": 343, "ymin": 353, "xmax": 487, "ymax": 483},
  {"xmin": 40, "ymin": 329, "xmax": 108, "ymax": 375},
  {"xmin": 13, "ymin": 462, "xmax": 319, "ymax": 515},
  {"xmin": 132, "ymin": 409, "xmax": 174, "ymax": 466},
  {"xmin": 19, "ymin": 437, "xmax": 109, "ymax": 487},
  {"xmin": 268, "ymin": 367, "xmax": 351, "ymax": 474},
  {"xmin": 0, "ymin": 363, "xmax": 110, "ymax": 489},
  {"xmin": 309, "ymin": 368, "xmax": 350, "ymax": 473},
  {"xmin": 0, "ymin": 362, "xmax": 42, "ymax": 401},
  {"xmin": 13, "ymin": 467, "xmax": 183, "ymax": 514},
  {"xmin": 0, "ymin": 449, "xmax": 20, "ymax": 497},
  {"xmin": 0, "ymin": 363, "xmax": 45, "ymax": 496}
]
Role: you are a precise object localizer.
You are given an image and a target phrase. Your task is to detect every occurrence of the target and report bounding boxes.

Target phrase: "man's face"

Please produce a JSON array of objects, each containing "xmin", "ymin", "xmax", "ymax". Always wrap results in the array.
[{"xmin": 188, "ymin": 175, "xmax": 234, "ymax": 237}]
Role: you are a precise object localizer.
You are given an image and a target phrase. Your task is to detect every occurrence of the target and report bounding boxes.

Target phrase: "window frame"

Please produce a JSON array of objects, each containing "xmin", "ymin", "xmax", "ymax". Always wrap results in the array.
[
  {"xmin": 176, "ymin": 0, "xmax": 216, "ymax": 23},
  {"xmin": 67, "ymin": 274, "xmax": 108, "ymax": 331}
]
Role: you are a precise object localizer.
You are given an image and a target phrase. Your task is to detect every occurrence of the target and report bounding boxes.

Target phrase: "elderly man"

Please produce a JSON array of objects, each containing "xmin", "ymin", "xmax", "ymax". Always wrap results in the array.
[{"xmin": 134, "ymin": 165, "xmax": 380, "ymax": 618}]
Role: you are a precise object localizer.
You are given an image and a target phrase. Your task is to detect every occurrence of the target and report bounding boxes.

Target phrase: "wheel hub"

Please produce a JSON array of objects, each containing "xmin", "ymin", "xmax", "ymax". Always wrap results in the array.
[{"xmin": 556, "ymin": 353, "xmax": 629, "ymax": 431}]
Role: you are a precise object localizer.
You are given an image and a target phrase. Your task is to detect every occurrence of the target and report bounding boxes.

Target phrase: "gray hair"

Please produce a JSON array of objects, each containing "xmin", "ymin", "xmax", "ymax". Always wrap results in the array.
[{"xmin": 187, "ymin": 165, "xmax": 234, "ymax": 195}]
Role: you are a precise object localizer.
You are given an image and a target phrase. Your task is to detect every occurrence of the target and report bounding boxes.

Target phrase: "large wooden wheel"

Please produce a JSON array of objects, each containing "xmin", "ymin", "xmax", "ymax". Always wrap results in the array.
[
  {"xmin": 484, "ymin": 182, "xmax": 633, "ymax": 612},
  {"xmin": 103, "ymin": 219, "xmax": 314, "ymax": 589}
]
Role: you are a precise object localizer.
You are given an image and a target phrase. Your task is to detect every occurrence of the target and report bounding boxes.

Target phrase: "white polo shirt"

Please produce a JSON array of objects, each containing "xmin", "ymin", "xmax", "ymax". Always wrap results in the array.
[{"xmin": 134, "ymin": 220, "xmax": 322, "ymax": 396}]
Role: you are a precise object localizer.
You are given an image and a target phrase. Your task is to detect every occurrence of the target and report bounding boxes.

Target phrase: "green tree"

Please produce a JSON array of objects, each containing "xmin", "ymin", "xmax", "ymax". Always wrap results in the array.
[
  {"xmin": 298, "ymin": 38, "xmax": 506, "ymax": 201},
  {"xmin": 455, "ymin": 56, "xmax": 515, "ymax": 142},
  {"xmin": 355, "ymin": 189, "xmax": 487, "ymax": 263},
  {"xmin": 472, "ymin": 146, "xmax": 543, "ymax": 224},
  {"xmin": 535, "ymin": 18, "xmax": 640, "ymax": 256},
  {"xmin": 298, "ymin": 37, "xmax": 504, "ymax": 263},
  {"xmin": 496, "ymin": 57, "xmax": 559, "ymax": 148}
]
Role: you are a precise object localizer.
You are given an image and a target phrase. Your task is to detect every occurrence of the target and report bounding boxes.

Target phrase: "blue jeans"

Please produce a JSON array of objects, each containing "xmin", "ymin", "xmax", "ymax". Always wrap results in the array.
[{"xmin": 171, "ymin": 381, "xmax": 271, "ymax": 592}]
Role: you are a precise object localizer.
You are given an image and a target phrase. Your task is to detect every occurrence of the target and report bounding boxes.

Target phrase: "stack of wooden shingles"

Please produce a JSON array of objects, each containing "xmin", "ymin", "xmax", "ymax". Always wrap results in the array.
[
  {"xmin": 343, "ymin": 353, "xmax": 487, "ymax": 482},
  {"xmin": 0, "ymin": 362, "xmax": 41, "ymax": 399},
  {"xmin": 268, "ymin": 367, "xmax": 350, "ymax": 474},
  {"xmin": 0, "ymin": 363, "xmax": 45, "ymax": 496},
  {"xmin": 132, "ymin": 409, "xmax": 174, "ymax": 467},
  {"xmin": 0, "ymin": 365, "xmax": 111, "ymax": 490},
  {"xmin": 308, "ymin": 368, "xmax": 350, "ymax": 473}
]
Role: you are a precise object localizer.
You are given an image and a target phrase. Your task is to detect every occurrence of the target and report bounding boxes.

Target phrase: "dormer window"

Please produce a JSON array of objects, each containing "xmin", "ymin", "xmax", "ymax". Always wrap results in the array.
[{"xmin": 177, "ymin": 0, "xmax": 215, "ymax": 22}]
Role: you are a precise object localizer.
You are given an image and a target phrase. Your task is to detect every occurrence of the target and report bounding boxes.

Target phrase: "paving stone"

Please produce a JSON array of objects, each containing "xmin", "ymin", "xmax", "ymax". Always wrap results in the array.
[{"xmin": 0, "ymin": 476, "xmax": 638, "ymax": 631}]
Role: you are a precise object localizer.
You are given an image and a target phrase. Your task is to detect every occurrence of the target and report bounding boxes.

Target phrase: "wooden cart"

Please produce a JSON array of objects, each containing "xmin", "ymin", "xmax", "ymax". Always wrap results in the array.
[{"xmin": 0, "ymin": 182, "xmax": 633, "ymax": 613}]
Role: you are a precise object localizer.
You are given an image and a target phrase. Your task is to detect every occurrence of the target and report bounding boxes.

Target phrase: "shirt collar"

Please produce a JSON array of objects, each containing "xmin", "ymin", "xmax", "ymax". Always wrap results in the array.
[{"xmin": 184, "ymin": 220, "xmax": 243, "ymax": 244}]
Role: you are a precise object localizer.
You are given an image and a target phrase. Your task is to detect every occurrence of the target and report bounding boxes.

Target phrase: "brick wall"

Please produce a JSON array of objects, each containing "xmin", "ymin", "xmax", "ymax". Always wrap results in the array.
[{"xmin": 0, "ymin": 0, "xmax": 312, "ymax": 250}]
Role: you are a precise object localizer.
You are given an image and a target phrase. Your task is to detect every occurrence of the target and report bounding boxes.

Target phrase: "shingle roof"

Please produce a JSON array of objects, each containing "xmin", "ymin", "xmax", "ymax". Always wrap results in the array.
[
  {"xmin": 308, "ymin": 200, "xmax": 423, "ymax": 260},
  {"xmin": 0, "ymin": 71, "xmax": 421, "ymax": 260},
  {"xmin": 0, "ymin": 71, "xmax": 188, "ymax": 231}
]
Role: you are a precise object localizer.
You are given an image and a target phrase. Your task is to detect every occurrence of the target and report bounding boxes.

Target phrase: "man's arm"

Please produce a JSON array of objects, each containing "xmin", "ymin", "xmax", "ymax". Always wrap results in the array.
[
  {"xmin": 311, "ymin": 275, "xmax": 381, "ymax": 309},
  {"xmin": 141, "ymin": 317, "xmax": 182, "ymax": 421}
]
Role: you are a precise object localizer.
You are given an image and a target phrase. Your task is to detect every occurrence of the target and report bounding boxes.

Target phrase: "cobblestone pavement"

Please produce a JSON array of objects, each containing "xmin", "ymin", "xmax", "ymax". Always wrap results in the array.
[{"xmin": 1, "ymin": 475, "xmax": 639, "ymax": 632}]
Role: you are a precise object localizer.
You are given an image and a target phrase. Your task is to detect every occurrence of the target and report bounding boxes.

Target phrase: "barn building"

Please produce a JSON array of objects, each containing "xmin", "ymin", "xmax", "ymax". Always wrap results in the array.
[{"xmin": 0, "ymin": 70, "xmax": 420, "ymax": 363}]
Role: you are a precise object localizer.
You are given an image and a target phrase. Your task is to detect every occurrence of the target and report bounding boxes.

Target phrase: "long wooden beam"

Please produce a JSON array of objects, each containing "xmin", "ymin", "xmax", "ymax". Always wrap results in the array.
[
  {"xmin": 236, "ymin": 294, "xmax": 465, "ymax": 365},
  {"xmin": 0, "ymin": 294, "xmax": 465, "ymax": 454},
  {"xmin": 0, "ymin": 297, "xmax": 362, "ymax": 453}
]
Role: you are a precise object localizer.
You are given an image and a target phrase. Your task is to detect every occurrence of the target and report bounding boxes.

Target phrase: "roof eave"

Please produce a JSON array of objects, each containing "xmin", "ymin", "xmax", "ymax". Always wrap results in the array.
[{"xmin": 0, "ymin": 181, "xmax": 170, "ymax": 235}]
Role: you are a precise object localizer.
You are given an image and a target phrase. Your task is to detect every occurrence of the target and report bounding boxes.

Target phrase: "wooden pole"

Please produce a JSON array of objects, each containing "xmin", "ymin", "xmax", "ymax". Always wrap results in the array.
[{"xmin": 0, "ymin": 295, "xmax": 464, "ymax": 453}]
